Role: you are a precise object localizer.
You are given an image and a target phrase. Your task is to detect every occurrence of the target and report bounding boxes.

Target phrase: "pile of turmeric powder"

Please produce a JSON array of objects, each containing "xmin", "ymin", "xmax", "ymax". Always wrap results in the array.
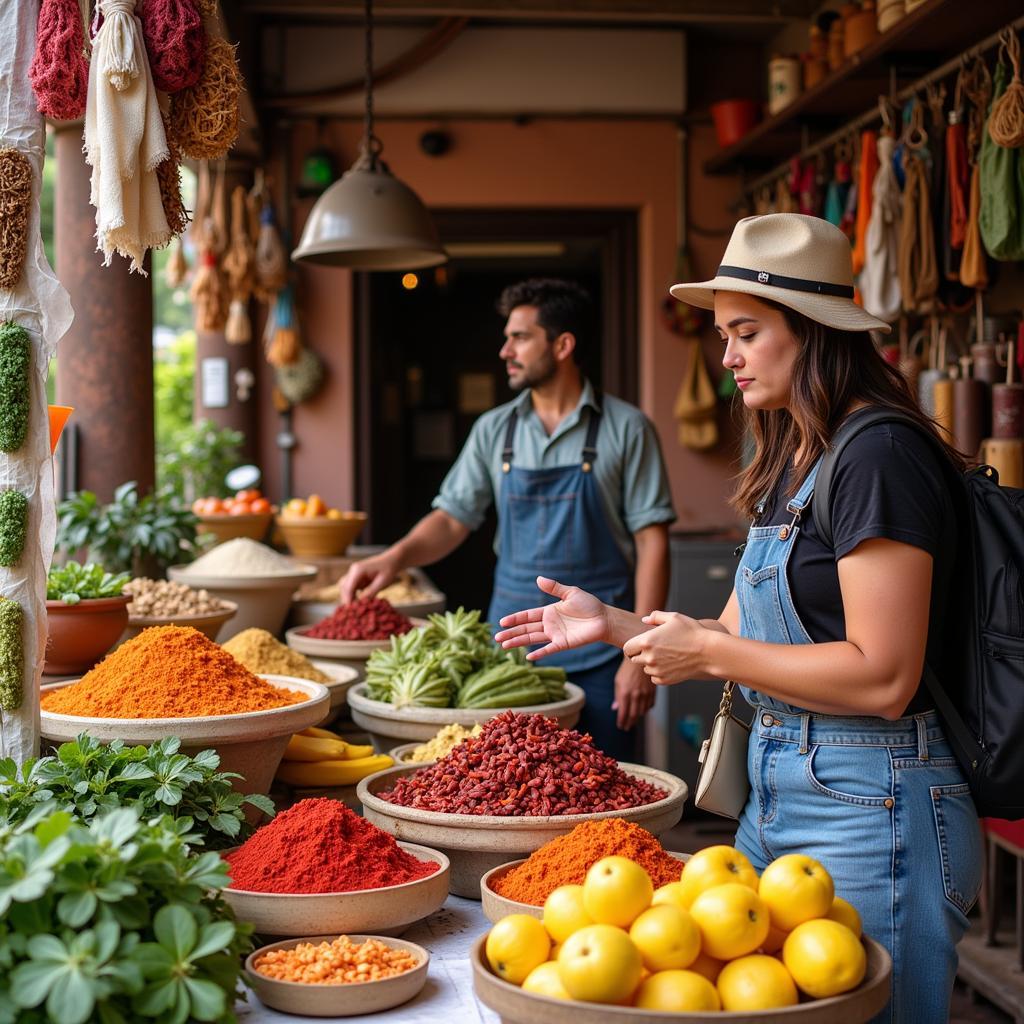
[
  {"xmin": 222, "ymin": 628, "xmax": 330, "ymax": 683},
  {"xmin": 491, "ymin": 818, "xmax": 684, "ymax": 905},
  {"xmin": 41, "ymin": 625, "xmax": 308, "ymax": 719}
]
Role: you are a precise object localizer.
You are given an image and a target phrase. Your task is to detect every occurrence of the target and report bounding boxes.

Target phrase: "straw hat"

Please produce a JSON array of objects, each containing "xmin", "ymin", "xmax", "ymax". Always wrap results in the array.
[{"xmin": 670, "ymin": 213, "xmax": 892, "ymax": 334}]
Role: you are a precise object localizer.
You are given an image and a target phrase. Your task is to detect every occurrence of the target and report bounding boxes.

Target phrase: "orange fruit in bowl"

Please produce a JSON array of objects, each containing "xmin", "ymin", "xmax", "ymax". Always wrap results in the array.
[
  {"xmin": 634, "ymin": 969, "xmax": 720, "ymax": 1011},
  {"xmin": 557, "ymin": 923, "xmax": 643, "ymax": 1004},
  {"xmin": 717, "ymin": 953, "xmax": 799, "ymax": 1010},
  {"xmin": 485, "ymin": 914, "xmax": 551, "ymax": 985},
  {"xmin": 758, "ymin": 854, "xmax": 834, "ymax": 932},
  {"xmin": 782, "ymin": 918, "xmax": 866, "ymax": 998},
  {"xmin": 689, "ymin": 883, "xmax": 770, "ymax": 960},
  {"xmin": 628, "ymin": 904, "xmax": 700, "ymax": 972},
  {"xmin": 827, "ymin": 896, "xmax": 863, "ymax": 937},
  {"xmin": 676, "ymin": 845, "xmax": 759, "ymax": 907},
  {"xmin": 582, "ymin": 856, "xmax": 653, "ymax": 929}
]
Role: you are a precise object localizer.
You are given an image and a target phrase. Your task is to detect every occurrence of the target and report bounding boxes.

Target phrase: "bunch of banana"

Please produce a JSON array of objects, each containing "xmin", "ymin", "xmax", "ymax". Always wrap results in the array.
[{"xmin": 276, "ymin": 726, "xmax": 394, "ymax": 787}]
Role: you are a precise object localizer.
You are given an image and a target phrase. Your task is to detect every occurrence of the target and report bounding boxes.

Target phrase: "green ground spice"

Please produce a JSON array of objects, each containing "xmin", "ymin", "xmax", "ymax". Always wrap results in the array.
[
  {"xmin": 0, "ymin": 322, "xmax": 30, "ymax": 453},
  {"xmin": 0, "ymin": 490, "xmax": 27, "ymax": 566},
  {"xmin": 0, "ymin": 598, "xmax": 23, "ymax": 711}
]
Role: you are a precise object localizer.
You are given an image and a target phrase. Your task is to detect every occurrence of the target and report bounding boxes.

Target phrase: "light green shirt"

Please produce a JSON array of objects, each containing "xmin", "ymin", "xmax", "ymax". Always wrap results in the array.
[{"xmin": 431, "ymin": 380, "xmax": 676, "ymax": 568}]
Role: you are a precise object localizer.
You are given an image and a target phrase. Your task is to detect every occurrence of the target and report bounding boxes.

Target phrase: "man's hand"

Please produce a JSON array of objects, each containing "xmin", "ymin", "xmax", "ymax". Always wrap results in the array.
[
  {"xmin": 339, "ymin": 552, "xmax": 400, "ymax": 604},
  {"xmin": 494, "ymin": 577, "xmax": 610, "ymax": 660},
  {"xmin": 612, "ymin": 656, "xmax": 656, "ymax": 730}
]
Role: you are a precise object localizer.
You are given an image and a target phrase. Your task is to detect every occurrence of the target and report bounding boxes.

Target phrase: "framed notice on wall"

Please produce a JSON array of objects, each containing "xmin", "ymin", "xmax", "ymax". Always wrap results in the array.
[{"xmin": 201, "ymin": 357, "xmax": 229, "ymax": 409}]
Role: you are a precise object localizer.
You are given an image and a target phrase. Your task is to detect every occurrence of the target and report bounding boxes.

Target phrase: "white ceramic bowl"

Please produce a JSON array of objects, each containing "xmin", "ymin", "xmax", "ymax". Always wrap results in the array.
[
  {"xmin": 347, "ymin": 681, "xmax": 586, "ymax": 752},
  {"xmin": 223, "ymin": 841, "xmax": 449, "ymax": 936},
  {"xmin": 471, "ymin": 932, "xmax": 893, "ymax": 1023},
  {"xmin": 357, "ymin": 762, "xmax": 687, "ymax": 898},
  {"xmin": 39, "ymin": 674, "xmax": 329, "ymax": 797},
  {"xmin": 246, "ymin": 934, "xmax": 429, "ymax": 1017},
  {"xmin": 167, "ymin": 564, "xmax": 317, "ymax": 641},
  {"xmin": 285, "ymin": 620, "xmax": 429, "ymax": 661}
]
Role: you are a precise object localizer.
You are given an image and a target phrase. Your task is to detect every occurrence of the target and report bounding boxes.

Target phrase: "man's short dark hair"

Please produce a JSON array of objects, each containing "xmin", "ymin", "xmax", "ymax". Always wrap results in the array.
[{"xmin": 497, "ymin": 278, "xmax": 593, "ymax": 364}]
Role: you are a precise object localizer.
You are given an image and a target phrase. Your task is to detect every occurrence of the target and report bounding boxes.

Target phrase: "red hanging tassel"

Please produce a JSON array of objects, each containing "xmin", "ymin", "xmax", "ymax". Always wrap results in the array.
[
  {"xmin": 138, "ymin": 0, "xmax": 206, "ymax": 94},
  {"xmin": 29, "ymin": 0, "xmax": 90, "ymax": 121}
]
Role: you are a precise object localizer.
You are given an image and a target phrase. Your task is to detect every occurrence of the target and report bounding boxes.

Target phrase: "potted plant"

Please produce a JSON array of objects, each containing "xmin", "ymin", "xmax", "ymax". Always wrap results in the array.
[{"xmin": 45, "ymin": 561, "xmax": 131, "ymax": 676}]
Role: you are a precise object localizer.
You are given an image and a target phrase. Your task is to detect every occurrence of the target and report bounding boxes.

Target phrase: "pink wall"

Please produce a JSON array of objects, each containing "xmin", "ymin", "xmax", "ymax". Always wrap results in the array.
[{"xmin": 261, "ymin": 117, "xmax": 743, "ymax": 531}]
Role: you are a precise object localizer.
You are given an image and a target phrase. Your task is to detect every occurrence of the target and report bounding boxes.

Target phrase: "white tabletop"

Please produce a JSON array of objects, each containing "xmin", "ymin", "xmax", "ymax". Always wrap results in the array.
[{"xmin": 236, "ymin": 896, "xmax": 500, "ymax": 1023}]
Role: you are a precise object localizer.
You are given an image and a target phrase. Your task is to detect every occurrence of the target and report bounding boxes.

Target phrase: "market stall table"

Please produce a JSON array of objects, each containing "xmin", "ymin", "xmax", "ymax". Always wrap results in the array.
[{"xmin": 237, "ymin": 894, "xmax": 499, "ymax": 1023}]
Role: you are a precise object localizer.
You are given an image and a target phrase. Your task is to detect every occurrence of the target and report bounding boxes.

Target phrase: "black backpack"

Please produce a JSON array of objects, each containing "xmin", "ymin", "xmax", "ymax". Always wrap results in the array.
[{"xmin": 812, "ymin": 406, "xmax": 1024, "ymax": 820}]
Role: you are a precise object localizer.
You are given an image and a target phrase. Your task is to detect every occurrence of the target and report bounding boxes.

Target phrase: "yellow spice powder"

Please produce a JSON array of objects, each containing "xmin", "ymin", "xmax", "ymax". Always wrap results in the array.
[{"xmin": 222, "ymin": 628, "xmax": 330, "ymax": 683}]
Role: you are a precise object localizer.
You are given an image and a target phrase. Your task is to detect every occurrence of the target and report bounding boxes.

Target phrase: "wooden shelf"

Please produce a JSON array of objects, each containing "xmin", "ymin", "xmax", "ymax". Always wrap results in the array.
[{"xmin": 703, "ymin": 0, "xmax": 1024, "ymax": 177}]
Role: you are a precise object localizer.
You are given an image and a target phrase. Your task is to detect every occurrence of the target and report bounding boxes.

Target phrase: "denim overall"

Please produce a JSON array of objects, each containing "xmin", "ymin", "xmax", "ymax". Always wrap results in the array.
[
  {"xmin": 733, "ymin": 459, "xmax": 983, "ymax": 1024},
  {"xmin": 487, "ymin": 406, "xmax": 636, "ymax": 759}
]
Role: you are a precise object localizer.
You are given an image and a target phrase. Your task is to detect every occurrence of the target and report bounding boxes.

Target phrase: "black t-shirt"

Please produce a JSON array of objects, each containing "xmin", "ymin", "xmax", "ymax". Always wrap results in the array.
[{"xmin": 758, "ymin": 422, "xmax": 958, "ymax": 715}]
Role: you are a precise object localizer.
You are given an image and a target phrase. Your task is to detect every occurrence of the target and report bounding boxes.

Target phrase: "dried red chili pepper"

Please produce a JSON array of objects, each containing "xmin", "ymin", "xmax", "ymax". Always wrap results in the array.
[{"xmin": 302, "ymin": 597, "xmax": 413, "ymax": 641}]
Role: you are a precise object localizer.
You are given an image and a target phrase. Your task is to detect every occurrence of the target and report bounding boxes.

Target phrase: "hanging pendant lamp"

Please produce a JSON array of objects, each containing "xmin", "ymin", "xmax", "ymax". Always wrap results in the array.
[{"xmin": 291, "ymin": 0, "xmax": 447, "ymax": 269}]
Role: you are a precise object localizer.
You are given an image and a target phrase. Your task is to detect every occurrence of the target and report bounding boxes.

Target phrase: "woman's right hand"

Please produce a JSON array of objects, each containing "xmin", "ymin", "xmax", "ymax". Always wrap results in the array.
[{"xmin": 494, "ymin": 577, "xmax": 609, "ymax": 660}]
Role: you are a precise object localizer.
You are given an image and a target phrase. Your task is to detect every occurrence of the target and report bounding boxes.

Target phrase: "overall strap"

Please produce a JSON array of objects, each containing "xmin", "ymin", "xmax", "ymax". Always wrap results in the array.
[
  {"xmin": 786, "ymin": 457, "xmax": 822, "ymax": 516},
  {"xmin": 501, "ymin": 409, "xmax": 518, "ymax": 473}
]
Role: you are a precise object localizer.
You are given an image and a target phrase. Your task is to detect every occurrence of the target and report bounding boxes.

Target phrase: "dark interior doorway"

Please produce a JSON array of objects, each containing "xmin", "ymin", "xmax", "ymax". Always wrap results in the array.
[{"xmin": 356, "ymin": 209, "xmax": 638, "ymax": 613}]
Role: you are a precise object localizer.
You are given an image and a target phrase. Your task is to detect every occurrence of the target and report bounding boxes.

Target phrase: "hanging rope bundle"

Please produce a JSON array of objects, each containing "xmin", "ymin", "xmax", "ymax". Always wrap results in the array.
[
  {"xmin": 138, "ymin": 0, "xmax": 205, "ymax": 94},
  {"xmin": 0, "ymin": 150, "xmax": 33, "ymax": 291},
  {"xmin": 223, "ymin": 185, "xmax": 256, "ymax": 343},
  {"xmin": 265, "ymin": 285, "xmax": 300, "ymax": 367},
  {"xmin": 156, "ymin": 115, "xmax": 190, "ymax": 238},
  {"xmin": 254, "ymin": 201, "xmax": 288, "ymax": 301},
  {"xmin": 189, "ymin": 161, "xmax": 228, "ymax": 330},
  {"xmin": 989, "ymin": 29, "xmax": 1024, "ymax": 148},
  {"xmin": 164, "ymin": 236, "xmax": 189, "ymax": 287},
  {"xmin": 167, "ymin": 6, "xmax": 242, "ymax": 160},
  {"xmin": 29, "ymin": 0, "xmax": 90, "ymax": 121}
]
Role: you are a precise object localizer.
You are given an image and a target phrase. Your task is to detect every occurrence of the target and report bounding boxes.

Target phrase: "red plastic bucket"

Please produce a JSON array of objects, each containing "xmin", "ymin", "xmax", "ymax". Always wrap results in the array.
[{"xmin": 710, "ymin": 99, "xmax": 760, "ymax": 149}]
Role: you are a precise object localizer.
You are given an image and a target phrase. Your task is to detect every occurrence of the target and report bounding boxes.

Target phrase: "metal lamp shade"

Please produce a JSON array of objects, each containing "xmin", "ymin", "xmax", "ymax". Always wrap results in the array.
[{"xmin": 291, "ymin": 164, "xmax": 447, "ymax": 270}]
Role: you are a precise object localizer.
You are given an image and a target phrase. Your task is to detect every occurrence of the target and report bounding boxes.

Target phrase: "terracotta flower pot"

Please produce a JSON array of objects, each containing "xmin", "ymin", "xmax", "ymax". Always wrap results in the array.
[{"xmin": 45, "ymin": 595, "xmax": 131, "ymax": 676}]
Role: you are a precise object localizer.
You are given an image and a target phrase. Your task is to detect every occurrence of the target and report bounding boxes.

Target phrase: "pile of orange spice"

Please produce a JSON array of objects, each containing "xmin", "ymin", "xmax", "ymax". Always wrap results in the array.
[
  {"xmin": 492, "ymin": 818, "xmax": 684, "ymax": 905},
  {"xmin": 253, "ymin": 936, "xmax": 420, "ymax": 985},
  {"xmin": 40, "ymin": 625, "xmax": 308, "ymax": 718}
]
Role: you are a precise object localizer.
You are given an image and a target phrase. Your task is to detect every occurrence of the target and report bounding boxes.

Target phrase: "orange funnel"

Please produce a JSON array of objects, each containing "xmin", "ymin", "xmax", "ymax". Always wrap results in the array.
[{"xmin": 48, "ymin": 405, "xmax": 73, "ymax": 455}]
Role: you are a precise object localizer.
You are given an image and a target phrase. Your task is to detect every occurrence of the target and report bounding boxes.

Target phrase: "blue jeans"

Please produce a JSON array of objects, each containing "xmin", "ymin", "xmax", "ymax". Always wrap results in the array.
[{"xmin": 735, "ymin": 707, "xmax": 983, "ymax": 1024}]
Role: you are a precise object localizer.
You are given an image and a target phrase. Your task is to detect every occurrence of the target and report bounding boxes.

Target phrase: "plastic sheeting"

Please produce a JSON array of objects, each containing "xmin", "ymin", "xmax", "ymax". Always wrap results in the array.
[{"xmin": 0, "ymin": 0, "xmax": 75, "ymax": 763}]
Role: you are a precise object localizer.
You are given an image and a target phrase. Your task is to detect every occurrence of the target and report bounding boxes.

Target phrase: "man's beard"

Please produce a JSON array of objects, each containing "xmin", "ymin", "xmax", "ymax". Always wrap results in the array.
[{"xmin": 509, "ymin": 349, "xmax": 557, "ymax": 391}]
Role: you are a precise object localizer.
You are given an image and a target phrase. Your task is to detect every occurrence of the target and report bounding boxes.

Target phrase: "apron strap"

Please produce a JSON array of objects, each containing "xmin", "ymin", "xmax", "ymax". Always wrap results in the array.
[
  {"xmin": 582, "ymin": 405, "xmax": 602, "ymax": 472},
  {"xmin": 501, "ymin": 409, "xmax": 517, "ymax": 473}
]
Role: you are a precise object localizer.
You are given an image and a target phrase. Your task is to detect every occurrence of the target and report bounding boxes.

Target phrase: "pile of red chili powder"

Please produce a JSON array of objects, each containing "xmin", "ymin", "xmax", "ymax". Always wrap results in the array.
[
  {"xmin": 378, "ymin": 710, "xmax": 668, "ymax": 817},
  {"xmin": 302, "ymin": 597, "xmax": 413, "ymax": 641},
  {"xmin": 224, "ymin": 798, "xmax": 438, "ymax": 894}
]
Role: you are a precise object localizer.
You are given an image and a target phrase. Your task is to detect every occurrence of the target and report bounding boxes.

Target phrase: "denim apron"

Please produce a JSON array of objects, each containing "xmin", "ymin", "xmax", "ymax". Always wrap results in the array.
[
  {"xmin": 487, "ymin": 406, "xmax": 636, "ymax": 759},
  {"xmin": 733, "ymin": 459, "xmax": 982, "ymax": 1024}
]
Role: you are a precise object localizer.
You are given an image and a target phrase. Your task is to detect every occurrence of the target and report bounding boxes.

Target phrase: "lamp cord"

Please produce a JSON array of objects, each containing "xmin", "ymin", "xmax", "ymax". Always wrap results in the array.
[{"xmin": 363, "ymin": 0, "xmax": 383, "ymax": 166}]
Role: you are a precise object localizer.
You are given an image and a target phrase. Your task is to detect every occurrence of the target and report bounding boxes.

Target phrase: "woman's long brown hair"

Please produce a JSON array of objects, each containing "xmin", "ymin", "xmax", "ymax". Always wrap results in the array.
[{"xmin": 731, "ymin": 301, "xmax": 967, "ymax": 518}]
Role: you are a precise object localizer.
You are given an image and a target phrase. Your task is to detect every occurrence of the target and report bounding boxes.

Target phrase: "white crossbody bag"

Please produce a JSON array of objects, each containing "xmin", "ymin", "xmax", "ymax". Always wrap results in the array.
[{"xmin": 694, "ymin": 681, "xmax": 751, "ymax": 819}]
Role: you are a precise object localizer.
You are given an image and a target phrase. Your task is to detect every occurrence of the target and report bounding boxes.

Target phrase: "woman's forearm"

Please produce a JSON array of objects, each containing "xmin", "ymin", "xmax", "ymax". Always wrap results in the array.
[{"xmin": 700, "ymin": 630, "xmax": 917, "ymax": 719}]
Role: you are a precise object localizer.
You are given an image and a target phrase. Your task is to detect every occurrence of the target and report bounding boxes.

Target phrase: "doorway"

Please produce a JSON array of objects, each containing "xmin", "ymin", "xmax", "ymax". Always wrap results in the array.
[{"xmin": 356, "ymin": 209, "xmax": 638, "ymax": 613}]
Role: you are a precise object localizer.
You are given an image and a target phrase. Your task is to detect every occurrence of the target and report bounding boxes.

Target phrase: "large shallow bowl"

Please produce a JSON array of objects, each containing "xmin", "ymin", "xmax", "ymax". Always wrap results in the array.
[
  {"xmin": 246, "ymin": 933, "xmax": 428, "ymax": 1018},
  {"xmin": 285, "ymin": 620, "xmax": 429, "ymax": 662},
  {"xmin": 480, "ymin": 851, "xmax": 691, "ymax": 924},
  {"xmin": 223, "ymin": 842, "xmax": 449, "ymax": 937},
  {"xmin": 39, "ymin": 674, "xmax": 329, "ymax": 797},
  {"xmin": 388, "ymin": 742, "xmax": 434, "ymax": 765},
  {"xmin": 197, "ymin": 512, "xmax": 273, "ymax": 545},
  {"xmin": 357, "ymin": 762, "xmax": 687, "ymax": 899},
  {"xmin": 276, "ymin": 513, "xmax": 368, "ymax": 558},
  {"xmin": 471, "ymin": 933, "xmax": 892, "ymax": 1023},
  {"xmin": 122, "ymin": 601, "xmax": 239, "ymax": 644},
  {"xmin": 347, "ymin": 682, "xmax": 586, "ymax": 752},
  {"xmin": 167, "ymin": 564, "xmax": 317, "ymax": 641}
]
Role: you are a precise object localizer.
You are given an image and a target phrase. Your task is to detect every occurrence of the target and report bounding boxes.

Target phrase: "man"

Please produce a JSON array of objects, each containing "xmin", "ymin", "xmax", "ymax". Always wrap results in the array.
[{"xmin": 341, "ymin": 278, "xmax": 675, "ymax": 758}]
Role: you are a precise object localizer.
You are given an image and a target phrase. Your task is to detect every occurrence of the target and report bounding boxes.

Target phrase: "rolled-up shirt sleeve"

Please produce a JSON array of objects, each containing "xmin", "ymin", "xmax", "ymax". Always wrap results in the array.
[
  {"xmin": 431, "ymin": 417, "xmax": 496, "ymax": 531},
  {"xmin": 621, "ymin": 416, "xmax": 677, "ymax": 534}
]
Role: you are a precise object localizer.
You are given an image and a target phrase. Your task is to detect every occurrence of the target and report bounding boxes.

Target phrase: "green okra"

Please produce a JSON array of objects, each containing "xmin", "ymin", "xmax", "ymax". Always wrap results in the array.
[
  {"xmin": 0, "ymin": 322, "xmax": 30, "ymax": 453},
  {"xmin": 0, "ymin": 489, "xmax": 27, "ymax": 566},
  {"xmin": 0, "ymin": 597, "xmax": 23, "ymax": 711}
]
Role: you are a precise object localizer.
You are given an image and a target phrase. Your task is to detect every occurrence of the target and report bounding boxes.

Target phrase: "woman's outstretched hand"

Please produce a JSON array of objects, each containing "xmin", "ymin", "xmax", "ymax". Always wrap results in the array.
[{"xmin": 494, "ymin": 576, "xmax": 609, "ymax": 660}]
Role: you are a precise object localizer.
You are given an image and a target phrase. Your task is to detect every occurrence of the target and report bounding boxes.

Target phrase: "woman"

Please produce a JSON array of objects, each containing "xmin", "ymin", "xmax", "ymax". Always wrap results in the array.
[{"xmin": 495, "ymin": 214, "xmax": 982, "ymax": 1024}]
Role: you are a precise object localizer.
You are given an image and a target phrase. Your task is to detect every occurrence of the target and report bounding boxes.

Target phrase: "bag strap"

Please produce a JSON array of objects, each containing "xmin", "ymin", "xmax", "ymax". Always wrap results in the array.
[{"xmin": 812, "ymin": 407, "xmax": 983, "ymax": 773}]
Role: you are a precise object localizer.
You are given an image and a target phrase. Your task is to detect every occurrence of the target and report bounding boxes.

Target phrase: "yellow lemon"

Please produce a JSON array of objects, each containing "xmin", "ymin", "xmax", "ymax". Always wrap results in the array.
[
  {"xmin": 688, "ymin": 950, "xmax": 726, "ymax": 983},
  {"xmin": 783, "ymin": 918, "xmax": 867, "ymax": 998},
  {"xmin": 676, "ymin": 846, "xmax": 759, "ymax": 908},
  {"xmin": 760, "ymin": 924, "xmax": 789, "ymax": 954},
  {"xmin": 651, "ymin": 880, "xmax": 689, "ymax": 912},
  {"xmin": 557, "ymin": 924, "xmax": 643, "ymax": 1004},
  {"xmin": 521, "ymin": 961, "xmax": 571, "ymax": 999},
  {"xmin": 634, "ymin": 969, "xmax": 721, "ymax": 1011},
  {"xmin": 485, "ymin": 914, "xmax": 551, "ymax": 984},
  {"xmin": 689, "ymin": 883, "xmax": 770, "ymax": 961},
  {"xmin": 582, "ymin": 856, "xmax": 654, "ymax": 929},
  {"xmin": 628, "ymin": 904, "xmax": 701, "ymax": 972},
  {"xmin": 827, "ymin": 896, "xmax": 863, "ymax": 938},
  {"xmin": 758, "ymin": 854, "xmax": 834, "ymax": 932},
  {"xmin": 717, "ymin": 954, "xmax": 799, "ymax": 1011},
  {"xmin": 543, "ymin": 885, "xmax": 593, "ymax": 943}
]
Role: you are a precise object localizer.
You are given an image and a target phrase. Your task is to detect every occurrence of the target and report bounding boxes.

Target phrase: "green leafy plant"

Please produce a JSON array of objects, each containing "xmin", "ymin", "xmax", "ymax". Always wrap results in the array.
[
  {"xmin": 45, "ymin": 561, "xmax": 130, "ymax": 605},
  {"xmin": 0, "ymin": 807, "xmax": 250, "ymax": 1024},
  {"xmin": 56, "ymin": 482, "xmax": 206, "ymax": 577},
  {"xmin": 158, "ymin": 421, "xmax": 245, "ymax": 504},
  {"xmin": 0, "ymin": 735, "xmax": 274, "ymax": 849},
  {"xmin": 0, "ymin": 490, "xmax": 27, "ymax": 567},
  {"xmin": 0, "ymin": 321, "xmax": 30, "ymax": 454}
]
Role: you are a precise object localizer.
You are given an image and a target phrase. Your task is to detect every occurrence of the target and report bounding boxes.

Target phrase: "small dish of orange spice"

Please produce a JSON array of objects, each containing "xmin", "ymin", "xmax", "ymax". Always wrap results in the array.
[{"xmin": 245, "ymin": 933, "xmax": 430, "ymax": 1016}]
